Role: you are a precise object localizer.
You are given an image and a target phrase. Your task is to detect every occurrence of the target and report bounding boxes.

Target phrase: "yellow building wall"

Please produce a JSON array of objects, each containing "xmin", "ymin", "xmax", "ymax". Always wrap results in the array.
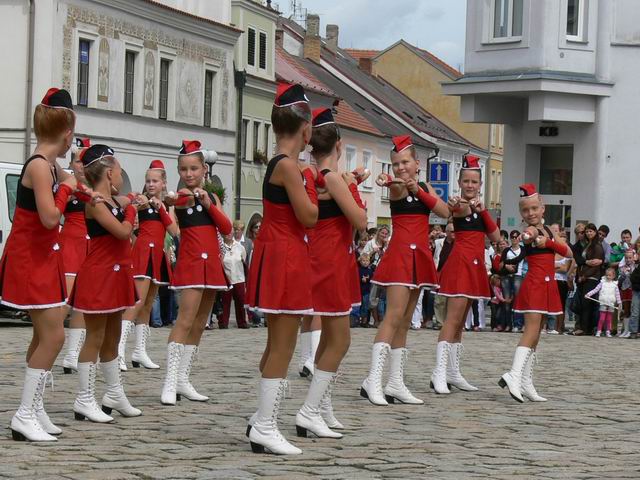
[{"xmin": 373, "ymin": 44, "xmax": 490, "ymax": 150}]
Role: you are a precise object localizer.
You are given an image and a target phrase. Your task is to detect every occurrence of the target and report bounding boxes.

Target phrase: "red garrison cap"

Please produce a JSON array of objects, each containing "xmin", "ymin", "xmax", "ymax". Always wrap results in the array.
[
  {"xmin": 392, "ymin": 135, "xmax": 413, "ymax": 153},
  {"xmin": 274, "ymin": 82, "xmax": 309, "ymax": 107},
  {"xmin": 179, "ymin": 140, "xmax": 203, "ymax": 156},
  {"xmin": 312, "ymin": 108, "xmax": 335, "ymax": 127},
  {"xmin": 462, "ymin": 154, "xmax": 481, "ymax": 169},
  {"xmin": 41, "ymin": 88, "xmax": 73, "ymax": 110},
  {"xmin": 75, "ymin": 137, "xmax": 90, "ymax": 148},
  {"xmin": 149, "ymin": 160, "xmax": 165, "ymax": 170},
  {"xmin": 519, "ymin": 183, "xmax": 538, "ymax": 198}
]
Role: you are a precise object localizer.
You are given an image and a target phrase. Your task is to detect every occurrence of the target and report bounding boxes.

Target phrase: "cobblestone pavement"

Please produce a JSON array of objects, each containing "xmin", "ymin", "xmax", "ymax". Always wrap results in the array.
[{"xmin": 1, "ymin": 320, "xmax": 639, "ymax": 479}]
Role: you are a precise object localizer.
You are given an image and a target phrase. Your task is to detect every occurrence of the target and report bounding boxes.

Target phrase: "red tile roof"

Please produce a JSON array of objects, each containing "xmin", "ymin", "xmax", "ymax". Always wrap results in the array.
[
  {"xmin": 344, "ymin": 49, "xmax": 380, "ymax": 60},
  {"xmin": 276, "ymin": 46, "xmax": 383, "ymax": 137}
]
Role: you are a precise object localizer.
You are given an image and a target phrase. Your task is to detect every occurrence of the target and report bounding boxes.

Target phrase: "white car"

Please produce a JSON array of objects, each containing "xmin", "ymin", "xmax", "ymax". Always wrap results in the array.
[{"xmin": 0, "ymin": 162, "xmax": 22, "ymax": 256}]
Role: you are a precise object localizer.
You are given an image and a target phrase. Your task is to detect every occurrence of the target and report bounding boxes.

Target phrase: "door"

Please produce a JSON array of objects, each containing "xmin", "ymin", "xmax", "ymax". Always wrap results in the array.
[
  {"xmin": 0, "ymin": 167, "xmax": 20, "ymax": 255},
  {"xmin": 539, "ymin": 146, "xmax": 573, "ymax": 240}
]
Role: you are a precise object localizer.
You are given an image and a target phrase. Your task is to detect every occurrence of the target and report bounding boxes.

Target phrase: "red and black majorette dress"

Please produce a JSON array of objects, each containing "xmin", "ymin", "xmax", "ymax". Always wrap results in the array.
[
  {"xmin": 245, "ymin": 154, "xmax": 314, "ymax": 315},
  {"xmin": 371, "ymin": 183, "xmax": 439, "ymax": 289},
  {"xmin": 437, "ymin": 211, "xmax": 492, "ymax": 300},
  {"xmin": 512, "ymin": 226, "xmax": 564, "ymax": 315},
  {"xmin": 60, "ymin": 197, "xmax": 90, "ymax": 277},
  {"xmin": 308, "ymin": 169, "xmax": 361, "ymax": 316},
  {"xmin": 67, "ymin": 200, "xmax": 138, "ymax": 313},
  {"xmin": 131, "ymin": 205, "xmax": 173, "ymax": 285},
  {"xmin": 0, "ymin": 155, "xmax": 67, "ymax": 309},
  {"xmin": 170, "ymin": 193, "xmax": 229, "ymax": 290}
]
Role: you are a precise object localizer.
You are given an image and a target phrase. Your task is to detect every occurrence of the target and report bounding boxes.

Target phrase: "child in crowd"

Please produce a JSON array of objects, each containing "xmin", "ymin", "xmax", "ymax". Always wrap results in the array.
[
  {"xmin": 358, "ymin": 254, "xmax": 374, "ymax": 327},
  {"xmin": 489, "ymin": 274, "xmax": 506, "ymax": 332},
  {"xmin": 617, "ymin": 249, "xmax": 636, "ymax": 337},
  {"xmin": 586, "ymin": 267, "xmax": 622, "ymax": 337}
]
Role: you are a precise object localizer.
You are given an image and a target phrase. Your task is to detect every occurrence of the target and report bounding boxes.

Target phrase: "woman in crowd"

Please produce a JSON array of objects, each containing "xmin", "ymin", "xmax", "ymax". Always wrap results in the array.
[
  {"xmin": 61, "ymin": 137, "xmax": 92, "ymax": 374},
  {"xmin": 430, "ymin": 155, "xmax": 500, "ymax": 394},
  {"xmin": 2, "ymin": 88, "xmax": 84, "ymax": 441},
  {"xmin": 68, "ymin": 144, "xmax": 141, "ymax": 422},
  {"xmin": 575, "ymin": 223, "xmax": 605, "ymax": 336},
  {"xmin": 119, "ymin": 160, "xmax": 178, "ymax": 371},
  {"xmin": 552, "ymin": 225, "xmax": 571, "ymax": 334},
  {"xmin": 220, "ymin": 230, "xmax": 249, "ymax": 328},
  {"xmin": 161, "ymin": 140, "xmax": 232, "ymax": 406},
  {"xmin": 360, "ymin": 135, "xmax": 449, "ymax": 406},
  {"xmin": 245, "ymin": 82, "xmax": 320, "ymax": 455},
  {"xmin": 499, "ymin": 184, "xmax": 572, "ymax": 402},
  {"xmin": 295, "ymin": 107, "xmax": 367, "ymax": 438}
]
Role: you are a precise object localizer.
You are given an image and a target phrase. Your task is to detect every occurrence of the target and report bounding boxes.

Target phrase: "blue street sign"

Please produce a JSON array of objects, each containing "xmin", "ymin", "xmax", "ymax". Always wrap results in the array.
[
  {"xmin": 429, "ymin": 162, "xmax": 449, "ymax": 183},
  {"xmin": 432, "ymin": 183, "xmax": 449, "ymax": 202}
]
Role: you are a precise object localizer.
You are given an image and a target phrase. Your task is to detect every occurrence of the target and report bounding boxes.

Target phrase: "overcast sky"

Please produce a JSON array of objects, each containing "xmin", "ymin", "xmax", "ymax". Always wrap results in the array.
[{"xmin": 278, "ymin": 0, "xmax": 467, "ymax": 71}]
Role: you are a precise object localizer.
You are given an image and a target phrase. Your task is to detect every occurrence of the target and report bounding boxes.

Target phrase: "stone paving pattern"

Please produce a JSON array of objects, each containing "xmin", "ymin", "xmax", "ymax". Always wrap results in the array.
[{"xmin": 1, "ymin": 322, "xmax": 639, "ymax": 479}]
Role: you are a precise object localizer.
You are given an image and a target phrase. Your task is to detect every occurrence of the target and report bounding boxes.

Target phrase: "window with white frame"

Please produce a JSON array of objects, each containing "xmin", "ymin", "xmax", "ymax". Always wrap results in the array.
[
  {"xmin": 381, "ymin": 163, "xmax": 392, "ymax": 200},
  {"xmin": 492, "ymin": 0, "xmax": 523, "ymax": 40},
  {"xmin": 124, "ymin": 50, "xmax": 136, "ymax": 114},
  {"xmin": 362, "ymin": 150, "xmax": 373, "ymax": 188},
  {"xmin": 346, "ymin": 146, "xmax": 356, "ymax": 172},
  {"xmin": 566, "ymin": 0, "xmax": 586, "ymax": 41},
  {"xmin": 259, "ymin": 32, "xmax": 267, "ymax": 70}
]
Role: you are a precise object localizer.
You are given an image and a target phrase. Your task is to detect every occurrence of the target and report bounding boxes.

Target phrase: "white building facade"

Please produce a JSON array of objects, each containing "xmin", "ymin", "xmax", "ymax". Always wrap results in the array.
[
  {"xmin": 444, "ymin": 0, "xmax": 640, "ymax": 239},
  {"xmin": 0, "ymin": 0, "xmax": 240, "ymax": 210}
]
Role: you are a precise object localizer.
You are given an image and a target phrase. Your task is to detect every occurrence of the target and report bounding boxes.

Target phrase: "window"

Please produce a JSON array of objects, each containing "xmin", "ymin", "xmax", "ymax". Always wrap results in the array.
[
  {"xmin": 159, "ymin": 59, "xmax": 170, "ymax": 120},
  {"xmin": 497, "ymin": 171, "xmax": 502, "ymax": 205},
  {"xmin": 362, "ymin": 150, "xmax": 373, "ymax": 188},
  {"xmin": 253, "ymin": 121, "xmax": 260, "ymax": 158},
  {"xmin": 77, "ymin": 40, "xmax": 90, "ymax": 106},
  {"xmin": 247, "ymin": 28, "xmax": 256, "ymax": 67},
  {"xmin": 381, "ymin": 163, "xmax": 392, "ymax": 200},
  {"xmin": 241, "ymin": 119, "xmax": 250, "ymax": 160},
  {"xmin": 539, "ymin": 146, "xmax": 573, "ymax": 195},
  {"xmin": 6, "ymin": 174, "xmax": 19, "ymax": 223},
  {"xmin": 259, "ymin": 32, "xmax": 267, "ymax": 70},
  {"xmin": 263, "ymin": 124, "xmax": 271, "ymax": 157},
  {"xmin": 490, "ymin": 170, "xmax": 497, "ymax": 204},
  {"xmin": 204, "ymin": 70, "xmax": 214, "ymax": 127},
  {"xmin": 124, "ymin": 51, "xmax": 136, "ymax": 114},
  {"xmin": 566, "ymin": 0, "xmax": 585, "ymax": 41},
  {"xmin": 492, "ymin": 0, "xmax": 523, "ymax": 40},
  {"xmin": 345, "ymin": 146, "xmax": 356, "ymax": 173}
]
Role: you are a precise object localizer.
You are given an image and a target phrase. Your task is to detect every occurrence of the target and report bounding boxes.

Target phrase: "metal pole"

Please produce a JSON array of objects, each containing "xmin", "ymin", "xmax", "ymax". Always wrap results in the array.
[
  {"xmin": 233, "ymin": 69, "xmax": 247, "ymax": 221},
  {"xmin": 24, "ymin": 0, "xmax": 35, "ymax": 160}
]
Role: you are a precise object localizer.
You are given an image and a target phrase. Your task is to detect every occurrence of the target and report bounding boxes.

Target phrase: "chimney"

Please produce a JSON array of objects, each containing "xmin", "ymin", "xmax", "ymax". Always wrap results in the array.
[
  {"xmin": 275, "ymin": 28, "xmax": 284, "ymax": 48},
  {"xmin": 326, "ymin": 24, "xmax": 339, "ymax": 54},
  {"xmin": 303, "ymin": 14, "xmax": 321, "ymax": 63},
  {"xmin": 359, "ymin": 57, "xmax": 373, "ymax": 75}
]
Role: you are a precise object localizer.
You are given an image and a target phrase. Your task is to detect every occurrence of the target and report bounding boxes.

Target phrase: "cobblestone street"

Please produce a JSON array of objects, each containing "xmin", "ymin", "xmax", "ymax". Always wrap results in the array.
[{"xmin": 1, "ymin": 321, "xmax": 639, "ymax": 479}]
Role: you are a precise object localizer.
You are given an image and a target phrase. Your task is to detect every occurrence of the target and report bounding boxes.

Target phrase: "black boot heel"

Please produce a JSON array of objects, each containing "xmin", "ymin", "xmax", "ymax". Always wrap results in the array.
[
  {"xmin": 359, "ymin": 387, "xmax": 369, "ymax": 400},
  {"xmin": 245, "ymin": 424, "xmax": 252, "ymax": 437},
  {"xmin": 498, "ymin": 378, "xmax": 507, "ymax": 388},
  {"xmin": 74, "ymin": 412, "xmax": 86, "ymax": 421},
  {"xmin": 102, "ymin": 406, "xmax": 113, "ymax": 414},
  {"xmin": 385, "ymin": 395, "xmax": 396, "ymax": 404},
  {"xmin": 131, "ymin": 361, "xmax": 140, "ymax": 368},
  {"xmin": 176, "ymin": 394, "xmax": 182, "ymax": 401},
  {"xmin": 11, "ymin": 429, "xmax": 26, "ymax": 441},
  {"xmin": 250, "ymin": 441, "xmax": 265, "ymax": 453},
  {"xmin": 296, "ymin": 425, "xmax": 308, "ymax": 438},
  {"xmin": 301, "ymin": 366, "xmax": 311, "ymax": 377},
  {"xmin": 63, "ymin": 367, "xmax": 73, "ymax": 374}
]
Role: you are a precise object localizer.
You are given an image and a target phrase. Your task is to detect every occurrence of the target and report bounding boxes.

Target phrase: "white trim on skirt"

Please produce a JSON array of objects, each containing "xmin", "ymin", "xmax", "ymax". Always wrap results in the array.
[
  {"xmin": 436, "ymin": 292, "xmax": 492, "ymax": 300},
  {"xmin": 0, "ymin": 298, "xmax": 68, "ymax": 310},
  {"xmin": 64, "ymin": 304, "xmax": 137, "ymax": 314},
  {"xmin": 133, "ymin": 274, "xmax": 169, "ymax": 286},
  {"xmin": 371, "ymin": 280, "xmax": 439, "ymax": 290},
  {"xmin": 170, "ymin": 284, "xmax": 231, "ymax": 291},
  {"xmin": 513, "ymin": 308, "xmax": 564, "ymax": 315},
  {"xmin": 244, "ymin": 304, "xmax": 314, "ymax": 315}
]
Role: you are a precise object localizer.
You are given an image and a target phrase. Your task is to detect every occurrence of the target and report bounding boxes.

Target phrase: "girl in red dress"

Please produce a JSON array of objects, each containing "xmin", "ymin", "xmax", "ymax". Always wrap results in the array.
[
  {"xmin": 360, "ymin": 135, "xmax": 449, "ymax": 406},
  {"xmin": 68, "ymin": 144, "xmax": 142, "ymax": 423},
  {"xmin": 499, "ymin": 184, "xmax": 572, "ymax": 402},
  {"xmin": 294, "ymin": 108, "xmax": 367, "ymax": 439},
  {"xmin": 2, "ymin": 88, "xmax": 85, "ymax": 442},
  {"xmin": 119, "ymin": 160, "xmax": 178, "ymax": 371},
  {"xmin": 430, "ymin": 155, "xmax": 501, "ymax": 394},
  {"xmin": 245, "ymin": 83, "xmax": 320, "ymax": 455},
  {"xmin": 160, "ymin": 140, "xmax": 231, "ymax": 406},
  {"xmin": 61, "ymin": 138, "xmax": 92, "ymax": 374}
]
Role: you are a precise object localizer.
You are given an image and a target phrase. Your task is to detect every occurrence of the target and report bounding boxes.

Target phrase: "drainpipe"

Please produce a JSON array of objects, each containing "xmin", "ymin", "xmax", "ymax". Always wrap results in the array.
[
  {"xmin": 426, "ymin": 147, "xmax": 439, "ymax": 180},
  {"xmin": 233, "ymin": 68, "xmax": 247, "ymax": 221},
  {"xmin": 24, "ymin": 0, "xmax": 35, "ymax": 159}
]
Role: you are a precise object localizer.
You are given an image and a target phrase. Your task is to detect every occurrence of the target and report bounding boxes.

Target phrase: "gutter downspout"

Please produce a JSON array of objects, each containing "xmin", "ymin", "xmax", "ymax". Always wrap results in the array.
[
  {"xmin": 233, "ymin": 68, "xmax": 247, "ymax": 221},
  {"xmin": 24, "ymin": 0, "xmax": 35, "ymax": 160}
]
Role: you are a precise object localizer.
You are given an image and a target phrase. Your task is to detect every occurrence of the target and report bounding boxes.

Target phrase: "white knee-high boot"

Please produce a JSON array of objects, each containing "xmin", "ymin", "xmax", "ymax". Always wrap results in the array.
[
  {"xmin": 176, "ymin": 345, "xmax": 209, "ymax": 401},
  {"xmin": 10, "ymin": 368, "xmax": 57, "ymax": 442},
  {"xmin": 131, "ymin": 324, "xmax": 160, "ymax": 369},
  {"xmin": 118, "ymin": 320, "xmax": 134, "ymax": 371},
  {"xmin": 33, "ymin": 369, "xmax": 61, "ymax": 435},
  {"xmin": 302, "ymin": 329, "xmax": 321, "ymax": 378},
  {"xmin": 298, "ymin": 331, "xmax": 311, "ymax": 376},
  {"xmin": 296, "ymin": 369, "xmax": 342, "ymax": 438},
  {"xmin": 384, "ymin": 348, "xmax": 424, "ymax": 404},
  {"xmin": 430, "ymin": 341, "xmax": 451, "ymax": 394},
  {"xmin": 74, "ymin": 362, "xmax": 114, "ymax": 423},
  {"xmin": 446, "ymin": 343, "xmax": 478, "ymax": 391},
  {"xmin": 360, "ymin": 342, "xmax": 390, "ymax": 405},
  {"xmin": 160, "ymin": 342, "xmax": 184, "ymax": 405},
  {"xmin": 101, "ymin": 358, "xmax": 142, "ymax": 416},
  {"xmin": 521, "ymin": 351, "xmax": 547, "ymax": 402},
  {"xmin": 320, "ymin": 371, "xmax": 343, "ymax": 429},
  {"xmin": 499, "ymin": 346, "xmax": 532, "ymax": 403},
  {"xmin": 62, "ymin": 328, "xmax": 86, "ymax": 374},
  {"xmin": 249, "ymin": 378, "xmax": 301, "ymax": 455}
]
